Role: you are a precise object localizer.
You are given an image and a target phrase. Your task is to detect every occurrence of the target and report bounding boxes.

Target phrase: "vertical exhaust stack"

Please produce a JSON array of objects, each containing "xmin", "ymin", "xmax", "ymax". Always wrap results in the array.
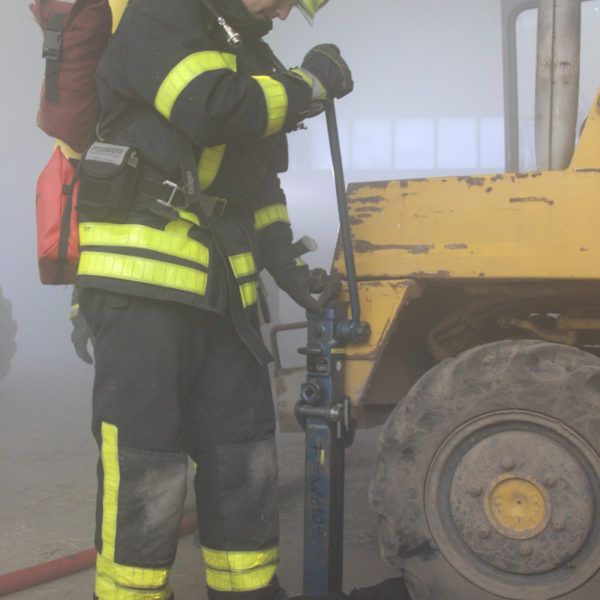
[{"xmin": 535, "ymin": 0, "xmax": 581, "ymax": 170}]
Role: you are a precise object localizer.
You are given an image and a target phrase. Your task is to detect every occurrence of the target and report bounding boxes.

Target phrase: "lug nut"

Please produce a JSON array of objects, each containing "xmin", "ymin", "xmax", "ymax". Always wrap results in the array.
[
  {"xmin": 553, "ymin": 518, "xmax": 566, "ymax": 531},
  {"xmin": 544, "ymin": 475, "xmax": 557, "ymax": 488},
  {"xmin": 478, "ymin": 526, "xmax": 492, "ymax": 540},
  {"xmin": 501, "ymin": 457, "xmax": 516, "ymax": 471},
  {"xmin": 470, "ymin": 486, "xmax": 483, "ymax": 497},
  {"xmin": 519, "ymin": 543, "xmax": 534, "ymax": 557}
]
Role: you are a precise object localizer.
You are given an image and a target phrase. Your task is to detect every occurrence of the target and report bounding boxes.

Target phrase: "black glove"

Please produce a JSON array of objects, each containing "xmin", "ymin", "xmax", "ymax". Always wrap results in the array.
[
  {"xmin": 300, "ymin": 44, "xmax": 353, "ymax": 100},
  {"xmin": 70, "ymin": 311, "xmax": 94, "ymax": 364},
  {"xmin": 274, "ymin": 264, "xmax": 340, "ymax": 316}
]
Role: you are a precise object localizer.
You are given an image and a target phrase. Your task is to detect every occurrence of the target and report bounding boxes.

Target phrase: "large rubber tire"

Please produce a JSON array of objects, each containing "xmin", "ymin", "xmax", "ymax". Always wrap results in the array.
[
  {"xmin": 0, "ymin": 286, "xmax": 17, "ymax": 381},
  {"xmin": 369, "ymin": 340, "xmax": 600, "ymax": 600}
]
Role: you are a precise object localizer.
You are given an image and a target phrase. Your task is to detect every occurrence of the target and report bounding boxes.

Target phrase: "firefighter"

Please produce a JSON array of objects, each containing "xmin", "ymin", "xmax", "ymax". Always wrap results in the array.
[{"xmin": 71, "ymin": 0, "xmax": 353, "ymax": 598}]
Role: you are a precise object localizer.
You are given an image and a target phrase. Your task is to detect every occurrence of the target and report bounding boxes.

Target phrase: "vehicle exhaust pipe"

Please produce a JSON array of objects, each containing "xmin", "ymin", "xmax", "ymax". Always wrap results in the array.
[{"xmin": 535, "ymin": 0, "xmax": 581, "ymax": 170}]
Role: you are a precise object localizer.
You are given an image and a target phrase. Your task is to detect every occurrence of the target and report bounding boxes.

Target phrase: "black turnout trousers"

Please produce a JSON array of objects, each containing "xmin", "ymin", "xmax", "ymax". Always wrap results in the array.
[{"xmin": 80, "ymin": 288, "xmax": 279, "ymax": 599}]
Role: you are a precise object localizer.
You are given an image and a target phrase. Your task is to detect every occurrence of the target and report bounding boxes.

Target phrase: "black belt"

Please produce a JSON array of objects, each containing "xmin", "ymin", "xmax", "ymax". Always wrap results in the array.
[{"xmin": 135, "ymin": 168, "xmax": 228, "ymax": 218}]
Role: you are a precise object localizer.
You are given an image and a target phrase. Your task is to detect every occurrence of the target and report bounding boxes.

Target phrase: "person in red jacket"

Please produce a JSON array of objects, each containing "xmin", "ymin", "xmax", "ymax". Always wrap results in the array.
[{"xmin": 71, "ymin": 1, "xmax": 356, "ymax": 599}]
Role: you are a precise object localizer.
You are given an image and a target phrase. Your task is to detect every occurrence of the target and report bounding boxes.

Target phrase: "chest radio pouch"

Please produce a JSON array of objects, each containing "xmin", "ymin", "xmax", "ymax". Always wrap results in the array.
[{"xmin": 77, "ymin": 142, "xmax": 140, "ymax": 223}]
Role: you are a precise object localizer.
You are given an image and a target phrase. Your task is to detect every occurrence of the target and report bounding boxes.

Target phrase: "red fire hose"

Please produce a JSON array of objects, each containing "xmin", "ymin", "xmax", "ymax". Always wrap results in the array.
[{"xmin": 0, "ymin": 475, "xmax": 307, "ymax": 597}]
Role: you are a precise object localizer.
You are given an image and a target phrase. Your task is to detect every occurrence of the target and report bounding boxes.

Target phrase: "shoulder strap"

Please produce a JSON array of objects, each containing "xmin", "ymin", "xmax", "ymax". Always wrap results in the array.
[{"xmin": 42, "ymin": 12, "xmax": 66, "ymax": 104}]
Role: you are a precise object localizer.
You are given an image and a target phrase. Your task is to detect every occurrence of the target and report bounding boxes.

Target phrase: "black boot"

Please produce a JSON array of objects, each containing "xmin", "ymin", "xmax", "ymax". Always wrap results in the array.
[
  {"xmin": 207, "ymin": 576, "xmax": 287, "ymax": 600},
  {"xmin": 291, "ymin": 578, "xmax": 411, "ymax": 600}
]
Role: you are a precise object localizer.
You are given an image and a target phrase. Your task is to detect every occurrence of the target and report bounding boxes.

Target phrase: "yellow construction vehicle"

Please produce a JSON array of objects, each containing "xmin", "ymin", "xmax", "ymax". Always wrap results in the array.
[{"xmin": 272, "ymin": 1, "xmax": 600, "ymax": 598}]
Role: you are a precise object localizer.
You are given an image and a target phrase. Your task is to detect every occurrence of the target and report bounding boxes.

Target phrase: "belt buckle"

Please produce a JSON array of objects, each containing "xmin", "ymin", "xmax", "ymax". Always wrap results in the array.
[
  {"xmin": 158, "ymin": 180, "xmax": 185, "ymax": 208},
  {"xmin": 211, "ymin": 197, "xmax": 227, "ymax": 217}
]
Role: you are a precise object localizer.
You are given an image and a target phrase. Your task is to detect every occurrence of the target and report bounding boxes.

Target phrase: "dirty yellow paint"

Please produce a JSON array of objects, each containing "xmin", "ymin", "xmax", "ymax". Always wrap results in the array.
[
  {"xmin": 338, "ymin": 280, "xmax": 420, "ymax": 405},
  {"xmin": 333, "ymin": 86, "xmax": 600, "ymax": 282}
]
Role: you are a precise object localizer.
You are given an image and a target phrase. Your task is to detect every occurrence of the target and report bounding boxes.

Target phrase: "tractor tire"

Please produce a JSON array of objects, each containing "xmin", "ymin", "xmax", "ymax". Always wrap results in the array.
[
  {"xmin": 369, "ymin": 340, "xmax": 600, "ymax": 600},
  {"xmin": 0, "ymin": 286, "xmax": 17, "ymax": 382}
]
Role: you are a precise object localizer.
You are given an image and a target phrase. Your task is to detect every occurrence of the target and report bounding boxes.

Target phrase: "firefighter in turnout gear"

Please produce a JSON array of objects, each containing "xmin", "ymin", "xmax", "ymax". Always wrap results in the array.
[{"xmin": 71, "ymin": 0, "xmax": 352, "ymax": 598}]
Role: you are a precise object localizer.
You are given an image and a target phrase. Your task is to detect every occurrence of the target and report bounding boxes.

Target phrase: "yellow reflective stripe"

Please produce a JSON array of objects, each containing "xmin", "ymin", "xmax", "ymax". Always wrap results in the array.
[
  {"xmin": 202, "ymin": 546, "xmax": 279, "ymax": 592},
  {"xmin": 95, "ymin": 573, "xmax": 172, "ymax": 600},
  {"xmin": 79, "ymin": 222, "xmax": 209, "ymax": 268},
  {"xmin": 295, "ymin": 258, "xmax": 307, "ymax": 267},
  {"xmin": 198, "ymin": 145, "xmax": 226, "ymax": 190},
  {"xmin": 252, "ymin": 76, "xmax": 288, "ymax": 136},
  {"xmin": 172, "ymin": 208, "xmax": 200, "ymax": 227},
  {"xmin": 291, "ymin": 67, "xmax": 313, "ymax": 88},
  {"xmin": 69, "ymin": 303, "xmax": 79, "ymax": 320},
  {"xmin": 96, "ymin": 554, "xmax": 170, "ymax": 590},
  {"xmin": 239, "ymin": 281, "xmax": 257, "ymax": 308},
  {"xmin": 202, "ymin": 546, "xmax": 279, "ymax": 573},
  {"xmin": 229, "ymin": 253, "xmax": 256, "ymax": 278},
  {"xmin": 100, "ymin": 422, "xmax": 119, "ymax": 561},
  {"xmin": 290, "ymin": 68, "xmax": 326, "ymax": 100},
  {"xmin": 254, "ymin": 204, "xmax": 290, "ymax": 231},
  {"xmin": 297, "ymin": 0, "xmax": 327, "ymax": 20},
  {"xmin": 154, "ymin": 51, "xmax": 237, "ymax": 121},
  {"xmin": 229, "ymin": 253, "xmax": 257, "ymax": 308},
  {"xmin": 54, "ymin": 138, "xmax": 81, "ymax": 160},
  {"xmin": 78, "ymin": 251, "xmax": 208, "ymax": 295}
]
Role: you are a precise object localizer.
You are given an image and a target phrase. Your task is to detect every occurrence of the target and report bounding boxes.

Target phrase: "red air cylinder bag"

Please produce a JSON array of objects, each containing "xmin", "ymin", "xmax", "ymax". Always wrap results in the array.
[{"xmin": 36, "ymin": 146, "xmax": 80, "ymax": 284}]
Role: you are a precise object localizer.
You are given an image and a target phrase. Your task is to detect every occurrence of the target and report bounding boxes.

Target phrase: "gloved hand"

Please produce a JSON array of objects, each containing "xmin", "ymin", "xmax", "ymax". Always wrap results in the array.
[
  {"xmin": 299, "ymin": 43, "xmax": 353, "ymax": 99},
  {"xmin": 70, "ymin": 311, "xmax": 94, "ymax": 364},
  {"xmin": 274, "ymin": 264, "xmax": 340, "ymax": 316}
]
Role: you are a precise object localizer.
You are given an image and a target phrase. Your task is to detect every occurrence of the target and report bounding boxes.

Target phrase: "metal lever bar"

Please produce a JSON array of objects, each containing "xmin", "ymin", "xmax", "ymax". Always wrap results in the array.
[{"xmin": 324, "ymin": 102, "xmax": 361, "ymax": 325}]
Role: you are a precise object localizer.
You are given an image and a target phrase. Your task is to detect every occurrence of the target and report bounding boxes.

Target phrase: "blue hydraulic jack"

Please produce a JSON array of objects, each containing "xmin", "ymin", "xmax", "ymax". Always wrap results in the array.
[{"xmin": 295, "ymin": 101, "xmax": 371, "ymax": 598}]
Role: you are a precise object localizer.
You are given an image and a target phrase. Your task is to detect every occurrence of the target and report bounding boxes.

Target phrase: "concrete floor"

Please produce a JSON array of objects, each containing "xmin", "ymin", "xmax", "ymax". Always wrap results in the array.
[{"xmin": 0, "ymin": 357, "xmax": 397, "ymax": 599}]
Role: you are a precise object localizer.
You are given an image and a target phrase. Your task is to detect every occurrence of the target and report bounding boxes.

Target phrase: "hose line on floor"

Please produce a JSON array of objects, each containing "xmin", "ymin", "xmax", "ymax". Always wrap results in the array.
[{"xmin": 0, "ymin": 473, "xmax": 309, "ymax": 597}]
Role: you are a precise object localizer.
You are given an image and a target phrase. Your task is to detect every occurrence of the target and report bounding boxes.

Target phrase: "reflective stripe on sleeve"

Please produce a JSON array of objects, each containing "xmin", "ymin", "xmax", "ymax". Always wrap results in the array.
[
  {"xmin": 201, "ymin": 546, "xmax": 279, "ymax": 592},
  {"xmin": 254, "ymin": 204, "xmax": 290, "ymax": 231},
  {"xmin": 154, "ymin": 51, "xmax": 237, "ymax": 121},
  {"xmin": 252, "ymin": 76, "xmax": 288, "ymax": 136},
  {"xmin": 198, "ymin": 145, "xmax": 227, "ymax": 190}
]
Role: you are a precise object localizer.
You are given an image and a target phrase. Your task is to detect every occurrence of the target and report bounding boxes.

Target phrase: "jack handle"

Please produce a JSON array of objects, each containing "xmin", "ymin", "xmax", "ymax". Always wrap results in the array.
[{"xmin": 325, "ymin": 101, "xmax": 370, "ymax": 344}]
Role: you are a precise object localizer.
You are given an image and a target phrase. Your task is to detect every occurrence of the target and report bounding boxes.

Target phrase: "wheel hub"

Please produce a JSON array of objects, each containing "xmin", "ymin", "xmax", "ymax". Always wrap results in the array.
[
  {"xmin": 425, "ymin": 410, "xmax": 600, "ymax": 599},
  {"xmin": 484, "ymin": 473, "xmax": 551, "ymax": 540}
]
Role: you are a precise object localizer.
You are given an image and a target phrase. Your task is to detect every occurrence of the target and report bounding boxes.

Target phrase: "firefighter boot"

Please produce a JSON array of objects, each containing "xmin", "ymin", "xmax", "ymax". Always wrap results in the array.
[{"xmin": 290, "ymin": 578, "xmax": 411, "ymax": 600}]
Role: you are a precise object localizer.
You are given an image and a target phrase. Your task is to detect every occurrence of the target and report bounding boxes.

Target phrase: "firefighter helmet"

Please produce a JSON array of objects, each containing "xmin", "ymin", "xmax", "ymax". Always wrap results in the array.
[{"xmin": 295, "ymin": 0, "xmax": 330, "ymax": 23}]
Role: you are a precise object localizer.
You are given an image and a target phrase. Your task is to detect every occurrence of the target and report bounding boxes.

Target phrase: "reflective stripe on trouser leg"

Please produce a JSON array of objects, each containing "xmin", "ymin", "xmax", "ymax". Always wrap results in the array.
[
  {"xmin": 95, "ymin": 421, "xmax": 187, "ymax": 600},
  {"xmin": 202, "ymin": 545, "xmax": 279, "ymax": 594},
  {"xmin": 194, "ymin": 438, "xmax": 279, "ymax": 595}
]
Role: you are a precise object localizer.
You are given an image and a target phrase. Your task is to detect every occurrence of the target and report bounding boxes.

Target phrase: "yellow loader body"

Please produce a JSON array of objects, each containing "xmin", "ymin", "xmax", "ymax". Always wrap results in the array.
[{"xmin": 299, "ymin": 88, "xmax": 600, "ymax": 431}]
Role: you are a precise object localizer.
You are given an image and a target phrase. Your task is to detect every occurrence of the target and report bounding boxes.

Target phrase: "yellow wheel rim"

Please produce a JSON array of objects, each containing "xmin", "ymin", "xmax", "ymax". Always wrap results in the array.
[{"xmin": 484, "ymin": 473, "xmax": 552, "ymax": 540}]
